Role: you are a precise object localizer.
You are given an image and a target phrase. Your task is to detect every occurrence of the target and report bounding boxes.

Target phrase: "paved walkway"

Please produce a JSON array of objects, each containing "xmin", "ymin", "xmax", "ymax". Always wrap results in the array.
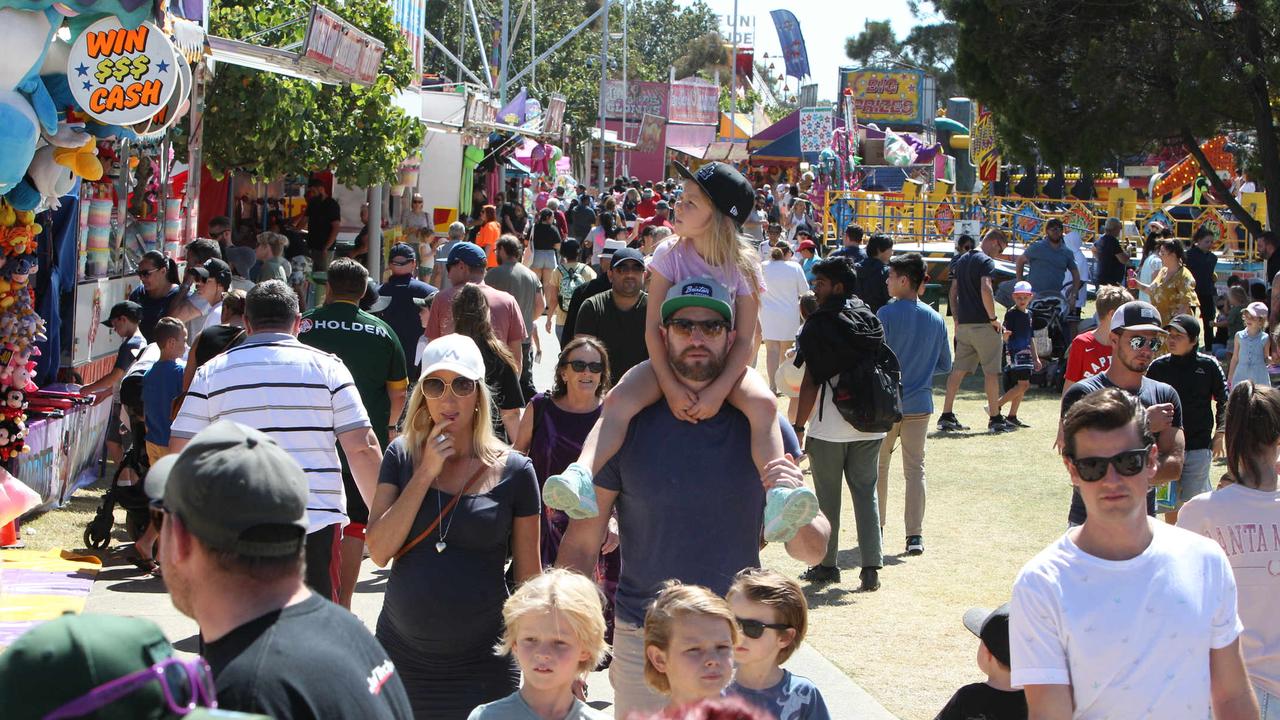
[{"xmin": 81, "ymin": 324, "xmax": 899, "ymax": 720}]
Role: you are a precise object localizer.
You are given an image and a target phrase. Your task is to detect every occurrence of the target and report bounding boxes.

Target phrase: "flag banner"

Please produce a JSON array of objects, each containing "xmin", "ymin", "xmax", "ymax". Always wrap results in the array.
[{"xmin": 769, "ymin": 10, "xmax": 810, "ymax": 80}]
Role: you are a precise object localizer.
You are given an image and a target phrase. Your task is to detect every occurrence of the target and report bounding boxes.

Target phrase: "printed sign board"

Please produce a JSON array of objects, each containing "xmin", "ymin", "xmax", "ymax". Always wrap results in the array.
[
  {"xmin": 970, "ymin": 102, "xmax": 1000, "ymax": 183},
  {"xmin": 302, "ymin": 5, "xmax": 385, "ymax": 86},
  {"xmin": 68, "ymin": 18, "xmax": 179, "ymax": 126},
  {"xmin": 839, "ymin": 68, "xmax": 925, "ymax": 125}
]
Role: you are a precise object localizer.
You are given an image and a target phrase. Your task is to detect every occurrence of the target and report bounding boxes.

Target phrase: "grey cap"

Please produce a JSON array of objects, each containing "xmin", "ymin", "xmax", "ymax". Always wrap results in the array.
[
  {"xmin": 661, "ymin": 276, "xmax": 734, "ymax": 323},
  {"xmin": 146, "ymin": 421, "xmax": 308, "ymax": 557}
]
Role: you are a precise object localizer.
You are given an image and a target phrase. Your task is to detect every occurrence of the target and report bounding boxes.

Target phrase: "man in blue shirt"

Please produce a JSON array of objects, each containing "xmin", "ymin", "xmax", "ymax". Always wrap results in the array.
[
  {"xmin": 877, "ymin": 253, "xmax": 952, "ymax": 556},
  {"xmin": 555, "ymin": 279, "xmax": 829, "ymax": 720},
  {"xmin": 1014, "ymin": 218, "xmax": 1080, "ymax": 306},
  {"xmin": 376, "ymin": 243, "xmax": 436, "ymax": 376},
  {"xmin": 831, "ymin": 224, "xmax": 867, "ymax": 264}
]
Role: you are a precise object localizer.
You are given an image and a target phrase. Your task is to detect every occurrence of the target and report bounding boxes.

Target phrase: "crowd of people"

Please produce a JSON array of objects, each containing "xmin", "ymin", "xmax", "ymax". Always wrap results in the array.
[{"xmin": 3, "ymin": 162, "xmax": 1279, "ymax": 720}]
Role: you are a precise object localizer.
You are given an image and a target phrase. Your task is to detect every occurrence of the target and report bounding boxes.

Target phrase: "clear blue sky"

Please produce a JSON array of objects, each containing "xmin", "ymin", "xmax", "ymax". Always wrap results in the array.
[{"xmin": 680, "ymin": 0, "xmax": 937, "ymax": 101}]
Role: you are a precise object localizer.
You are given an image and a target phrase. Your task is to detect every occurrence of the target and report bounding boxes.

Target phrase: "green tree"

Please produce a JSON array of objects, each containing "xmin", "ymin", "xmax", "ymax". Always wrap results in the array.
[
  {"xmin": 939, "ymin": 0, "xmax": 1280, "ymax": 234},
  {"xmin": 844, "ymin": 18, "xmax": 961, "ymax": 103},
  {"xmin": 202, "ymin": 0, "xmax": 422, "ymax": 186}
]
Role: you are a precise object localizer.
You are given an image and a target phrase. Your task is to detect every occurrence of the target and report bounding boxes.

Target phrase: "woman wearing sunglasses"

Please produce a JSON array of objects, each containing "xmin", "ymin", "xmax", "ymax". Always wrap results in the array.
[
  {"xmin": 1178, "ymin": 381, "xmax": 1280, "ymax": 718},
  {"xmin": 129, "ymin": 249, "xmax": 181, "ymax": 342},
  {"xmin": 365, "ymin": 333, "xmax": 541, "ymax": 720},
  {"xmin": 514, "ymin": 336, "xmax": 615, "ymax": 570}
]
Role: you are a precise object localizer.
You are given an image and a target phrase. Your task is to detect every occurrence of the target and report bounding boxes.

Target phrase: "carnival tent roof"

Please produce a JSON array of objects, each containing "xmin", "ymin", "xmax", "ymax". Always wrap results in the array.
[{"xmin": 748, "ymin": 108, "xmax": 799, "ymax": 150}]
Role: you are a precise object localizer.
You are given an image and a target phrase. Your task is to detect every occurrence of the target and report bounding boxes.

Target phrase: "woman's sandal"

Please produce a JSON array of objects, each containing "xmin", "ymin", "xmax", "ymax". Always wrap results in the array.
[{"xmin": 131, "ymin": 556, "xmax": 160, "ymax": 576}]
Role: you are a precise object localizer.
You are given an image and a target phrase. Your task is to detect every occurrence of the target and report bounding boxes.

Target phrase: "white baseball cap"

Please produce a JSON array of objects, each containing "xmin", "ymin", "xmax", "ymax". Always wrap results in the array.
[
  {"xmin": 1012, "ymin": 280, "xmax": 1034, "ymax": 295},
  {"xmin": 419, "ymin": 334, "xmax": 485, "ymax": 381}
]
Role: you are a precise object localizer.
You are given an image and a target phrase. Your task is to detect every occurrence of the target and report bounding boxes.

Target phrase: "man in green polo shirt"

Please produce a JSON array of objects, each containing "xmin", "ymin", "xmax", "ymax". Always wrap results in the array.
[{"xmin": 299, "ymin": 258, "xmax": 408, "ymax": 608}]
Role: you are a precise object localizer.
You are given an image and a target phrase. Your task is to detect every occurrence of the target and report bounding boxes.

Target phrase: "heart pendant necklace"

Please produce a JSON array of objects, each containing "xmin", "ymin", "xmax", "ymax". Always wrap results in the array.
[{"xmin": 435, "ymin": 486, "xmax": 457, "ymax": 553}]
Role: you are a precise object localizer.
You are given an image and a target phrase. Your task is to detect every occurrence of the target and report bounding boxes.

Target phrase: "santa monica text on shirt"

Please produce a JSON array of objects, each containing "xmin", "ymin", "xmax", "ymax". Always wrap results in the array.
[
  {"xmin": 1207, "ymin": 522, "xmax": 1280, "ymax": 557},
  {"xmin": 310, "ymin": 319, "xmax": 391, "ymax": 337}
]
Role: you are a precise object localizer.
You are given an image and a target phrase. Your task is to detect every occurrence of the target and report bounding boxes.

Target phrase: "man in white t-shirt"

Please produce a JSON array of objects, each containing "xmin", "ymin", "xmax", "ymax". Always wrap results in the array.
[{"xmin": 1011, "ymin": 387, "xmax": 1258, "ymax": 720}]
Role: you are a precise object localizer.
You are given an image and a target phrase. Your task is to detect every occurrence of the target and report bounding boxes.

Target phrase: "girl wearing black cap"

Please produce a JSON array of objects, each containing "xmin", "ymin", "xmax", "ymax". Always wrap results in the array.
[{"xmin": 544, "ymin": 163, "xmax": 814, "ymax": 544}]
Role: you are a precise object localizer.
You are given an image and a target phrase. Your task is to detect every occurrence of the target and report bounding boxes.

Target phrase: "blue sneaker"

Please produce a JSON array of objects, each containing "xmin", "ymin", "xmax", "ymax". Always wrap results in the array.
[
  {"xmin": 762, "ymin": 485, "xmax": 819, "ymax": 543},
  {"xmin": 542, "ymin": 462, "xmax": 599, "ymax": 519}
]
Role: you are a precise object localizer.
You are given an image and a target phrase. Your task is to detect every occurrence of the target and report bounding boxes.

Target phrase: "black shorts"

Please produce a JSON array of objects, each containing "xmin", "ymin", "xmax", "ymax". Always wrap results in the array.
[
  {"xmin": 341, "ymin": 467, "xmax": 369, "ymax": 526},
  {"xmin": 1008, "ymin": 366, "xmax": 1032, "ymax": 382}
]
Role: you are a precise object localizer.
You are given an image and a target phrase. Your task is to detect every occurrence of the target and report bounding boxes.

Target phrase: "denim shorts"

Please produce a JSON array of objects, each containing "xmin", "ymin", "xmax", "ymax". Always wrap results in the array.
[
  {"xmin": 530, "ymin": 249, "xmax": 558, "ymax": 269},
  {"xmin": 1260, "ymin": 687, "xmax": 1280, "ymax": 720},
  {"xmin": 1179, "ymin": 448, "xmax": 1213, "ymax": 503}
]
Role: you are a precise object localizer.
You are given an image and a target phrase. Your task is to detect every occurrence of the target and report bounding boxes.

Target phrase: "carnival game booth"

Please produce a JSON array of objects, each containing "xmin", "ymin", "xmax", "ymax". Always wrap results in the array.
[{"xmin": 0, "ymin": 2, "xmax": 216, "ymax": 536}]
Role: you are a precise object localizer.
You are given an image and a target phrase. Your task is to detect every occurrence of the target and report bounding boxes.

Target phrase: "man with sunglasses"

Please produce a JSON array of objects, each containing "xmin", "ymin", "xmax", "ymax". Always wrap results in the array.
[
  {"xmin": 1011, "ymin": 388, "xmax": 1256, "ymax": 720},
  {"xmin": 574, "ymin": 246, "xmax": 649, "ymax": 385},
  {"xmin": 1060, "ymin": 301, "xmax": 1185, "ymax": 526},
  {"xmin": 557, "ymin": 277, "xmax": 828, "ymax": 720},
  {"xmin": 149, "ymin": 421, "xmax": 413, "ymax": 719}
]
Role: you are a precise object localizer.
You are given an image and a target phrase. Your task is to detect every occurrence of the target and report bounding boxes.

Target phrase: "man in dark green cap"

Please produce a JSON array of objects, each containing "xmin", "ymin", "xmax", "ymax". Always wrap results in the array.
[{"xmin": 149, "ymin": 420, "xmax": 413, "ymax": 719}]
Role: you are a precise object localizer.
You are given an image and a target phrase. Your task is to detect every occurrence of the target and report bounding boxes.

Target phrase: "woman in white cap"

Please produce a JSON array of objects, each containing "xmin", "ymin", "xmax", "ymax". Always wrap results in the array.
[{"xmin": 365, "ymin": 334, "xmax": 541, "ymax": 719}]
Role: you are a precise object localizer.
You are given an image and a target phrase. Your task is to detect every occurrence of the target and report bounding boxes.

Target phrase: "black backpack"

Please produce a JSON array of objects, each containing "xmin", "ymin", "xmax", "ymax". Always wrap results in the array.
[{"xmin": 798, "ymin": 297, "xmax": 903, "ymax": 433}]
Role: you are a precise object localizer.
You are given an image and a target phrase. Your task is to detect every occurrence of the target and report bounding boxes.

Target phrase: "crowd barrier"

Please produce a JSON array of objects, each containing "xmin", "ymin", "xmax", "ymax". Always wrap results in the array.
[{"xmin": 821, "ymin": 190, "xmax": 1264, "ymax": 259}]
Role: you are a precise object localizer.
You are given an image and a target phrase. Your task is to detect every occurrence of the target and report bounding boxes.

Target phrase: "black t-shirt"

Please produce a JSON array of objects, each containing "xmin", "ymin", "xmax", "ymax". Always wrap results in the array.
[
  {"xmin": 500, "ymin": 202, "xmax": 527, "ymax": 235},
  {"xmin": 1061, "ymin": 373, "xmax": 1182, "ymax": 524},
  {"xmin": 205, "ymin": 593, "xmax": 413, "ymax": 719},
  {"xmin": 1185, "ymin": 245, "xmax": 1218, "ymax": 299},
  {"xmin": 855, "ymin": 257, "xmax": 890, "ymax": 312},
  {"xmin": 479, "ymin": 344, "xmax": 525, "ymax": 442},
  {"xmin": 531, "ymin": 223, "xmax": 562, "ymax": 251},
  {"xmin": 1094, "ymin": 233, "xmax": 1126, "ymax": 285},
  {"xmin": 933, "ymin": 682, "xmax": 1027, "ymax": 720},
  {"xmin": 128, "ymin": 285, "xmax": 180, "ymax": 342},
  {"xmin": 306, "ymin": 197, "xmax": 342, "ymax": 250},
  {"xmin": 951, "ymin": 250, "xmax": 997, "ymax": 324},
  {"xmin": 559, "ymin": 276, "xmax": 612, "ymax": 346},
  {"xmin": 1146, "ymin": 351, "xmax": 1228, "ymax": 450},
  {"xmin": 575, "ymin": 291, "xmax": 649, "ymax": 385},
  {"xmin": 192, "ymin": 324, "xmax": 247, "ymax": 368},
  {"xmin": 113, "ymin": 331, "xmax": 145, "ymax": 373}
]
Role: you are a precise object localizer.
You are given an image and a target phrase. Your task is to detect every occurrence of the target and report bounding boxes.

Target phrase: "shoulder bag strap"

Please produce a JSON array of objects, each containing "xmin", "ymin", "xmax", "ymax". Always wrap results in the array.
[{"xmin": 393, "ymin": 461, "xmax": 489, "ymax": 560}]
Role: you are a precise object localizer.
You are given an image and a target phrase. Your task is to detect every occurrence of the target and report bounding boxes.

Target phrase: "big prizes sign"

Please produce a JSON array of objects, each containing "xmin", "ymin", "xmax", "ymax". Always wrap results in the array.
[{"xmin": 68, "ymin": 18, "xmax": 179, "ymax": 126}]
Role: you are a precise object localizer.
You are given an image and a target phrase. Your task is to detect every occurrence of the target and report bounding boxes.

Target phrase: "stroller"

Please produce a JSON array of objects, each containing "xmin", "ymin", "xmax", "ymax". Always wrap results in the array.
[
  {"xmin": 1027, "ymin": 295, "xmax": 1069, "ymax": 390},
  {"xmin": 83, "ymin": 355, "xmax": 154, "ymax": 550}
]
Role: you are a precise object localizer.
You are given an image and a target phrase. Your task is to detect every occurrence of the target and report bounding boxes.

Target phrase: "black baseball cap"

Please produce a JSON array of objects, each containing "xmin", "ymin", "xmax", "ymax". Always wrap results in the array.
[
  {"xmin": 389, "ymin": 243, "xmax": 417, "ymax": 262},
  {"xmin": 963, "ymin": 603, "xmax": 1011, "ymax": 667},
  {"xmin": 188, "ymin": 258, "xmax": 232, "ymax": 287},
  {"xmin": 610, "ymin": 247, "xmax": 645, "ymax": 270},
  {"xmin": 146, "ymin": 420, "xmax": 309, "ymax": 558},
  {"xmin": 675, "ymin": 162, "xmax": 754, "ymax": 227},
  {"xmin": 103, "ymin": 300, "xmax": 142, "ymax": 327},
  {"xmin": 1109, "ymin": 301, "xmax": 1168, "ymax": 334},
  {"xmin": 1165, "ymin": 313, "xmax": 1201, "ymax": 343}
]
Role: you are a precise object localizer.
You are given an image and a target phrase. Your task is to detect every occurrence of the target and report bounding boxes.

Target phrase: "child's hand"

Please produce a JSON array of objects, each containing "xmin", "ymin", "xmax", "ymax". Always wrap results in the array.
[
  {"xmin": 661, "ymin": 381, "xmax": 699, "ymax": 423},
  {"xmin": 686, "ymin": 383, "xmax": 729, "ymax": 420},
  {"xmin": 1034, "ymin": 357, "xmax": 1043, "ymax": 371}
]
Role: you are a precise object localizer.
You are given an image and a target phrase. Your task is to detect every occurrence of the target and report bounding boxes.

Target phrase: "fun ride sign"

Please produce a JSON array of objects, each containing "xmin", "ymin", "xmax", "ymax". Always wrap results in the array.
[{"xmin": 68, "ymin": 18, "xmax": 179, "ymax": 126}]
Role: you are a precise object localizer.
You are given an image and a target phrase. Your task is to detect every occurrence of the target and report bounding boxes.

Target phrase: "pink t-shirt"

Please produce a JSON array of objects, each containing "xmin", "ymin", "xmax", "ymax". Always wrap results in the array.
[{"xmin": 648, "ymin": 237, "xmax": 763, "ymax": 300}]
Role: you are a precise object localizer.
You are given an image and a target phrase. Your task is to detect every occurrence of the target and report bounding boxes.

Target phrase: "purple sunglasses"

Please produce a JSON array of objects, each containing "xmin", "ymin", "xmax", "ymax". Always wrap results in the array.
[{"xmin": 44, "ymin": 656, "xmax": 217, "ymax": 719}]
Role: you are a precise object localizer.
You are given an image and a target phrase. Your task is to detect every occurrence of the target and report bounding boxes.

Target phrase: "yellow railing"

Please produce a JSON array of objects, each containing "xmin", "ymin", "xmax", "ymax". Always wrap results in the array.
[{"xmin": 821, "ymin": 190, "xmax": 1262, "ymax": 260}]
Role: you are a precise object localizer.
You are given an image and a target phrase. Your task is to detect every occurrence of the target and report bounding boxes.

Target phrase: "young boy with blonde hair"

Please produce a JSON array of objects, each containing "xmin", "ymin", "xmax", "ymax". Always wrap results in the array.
[
  {"xmin": 644, "ymin": 581, "xmax": 739, "ymax": 711},
  {"xmin": 470, "ymin": 569, "xmax": 610, "ymax": 720}
]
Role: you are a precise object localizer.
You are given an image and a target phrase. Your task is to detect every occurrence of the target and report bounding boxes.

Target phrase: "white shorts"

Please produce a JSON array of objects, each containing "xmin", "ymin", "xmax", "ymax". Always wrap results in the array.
[{"xmin": 531, "ymin": 249, "xmax": 558, "ymax": 269}]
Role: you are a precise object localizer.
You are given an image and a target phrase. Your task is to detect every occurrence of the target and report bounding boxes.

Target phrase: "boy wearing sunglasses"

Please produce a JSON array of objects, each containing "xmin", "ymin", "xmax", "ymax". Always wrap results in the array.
[
  {"xmin": 726, "ymin": 568, "xmax": 831, "ymax": 720},
  {"xmin": 1011, "ymin": 388, "xmax": 1256, "ymax": 720},
  {"xmin": 1059, "ymin": 301, "xmax": 1185, "ymax": 527}
]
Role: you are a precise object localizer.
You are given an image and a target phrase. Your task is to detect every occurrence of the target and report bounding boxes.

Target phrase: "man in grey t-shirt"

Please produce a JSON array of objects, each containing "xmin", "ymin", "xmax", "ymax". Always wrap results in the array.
[
  {"xmin": 485, "ymin": 235, "xmax": 544, "ymax": 400},
  {"xmin": 557, "ymin": 278, "xmax": 830, "ymax": 720}
]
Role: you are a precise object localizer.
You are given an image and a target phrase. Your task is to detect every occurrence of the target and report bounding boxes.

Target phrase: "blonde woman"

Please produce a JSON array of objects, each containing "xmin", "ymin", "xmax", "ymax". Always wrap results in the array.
[{"xmin": 366, "ymin": 334, "xmax": 541, "ymax": 719}]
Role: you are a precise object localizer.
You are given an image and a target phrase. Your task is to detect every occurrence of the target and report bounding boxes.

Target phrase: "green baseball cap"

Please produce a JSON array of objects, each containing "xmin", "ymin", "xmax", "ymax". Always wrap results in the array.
[
  {"xmin": 661, "ymin": 276, "xmax": 734, "ymax": 324},
  {"xmin": 0, "ymin": 613, "xmax": 254, "ymax": 719},
  {"xmin": 146, "ymin": 420, "xmax": 308, "ymax": 558}
]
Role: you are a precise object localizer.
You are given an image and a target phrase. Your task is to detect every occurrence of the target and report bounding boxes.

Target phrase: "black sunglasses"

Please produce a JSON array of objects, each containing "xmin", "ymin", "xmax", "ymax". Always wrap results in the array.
[
  {"xmin": 1126, "ymin": 336, "xmax": 1164, "ymax": 353},
  {"xmin": 420, "ymin": 376, "xmax": 478, "ymax": 399},
  {"xmin": 664, "ymin": 318, "xmax": 729, "ymax": 337},
  {"xmin": 1068, "ymin": 445, "xmax": 1152, "ymax": 482},
  {"xmin": 560, "ymin": 360, "xmax": 604, "ymax": 373},
  {"xmin": 138, "ymin": 267, "xmax": 161, "ymax": 278},
  {"xmin": 736, "ymin": 617, "xmax": 791, "ymax": 640}
]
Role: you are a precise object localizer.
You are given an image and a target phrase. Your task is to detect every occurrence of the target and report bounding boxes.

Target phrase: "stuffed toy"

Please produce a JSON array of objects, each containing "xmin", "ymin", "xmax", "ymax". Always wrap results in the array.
[
  {"xmin": 1, "ymin": 387, "xmax": 26, "ymax": 419},
  {"xmin": 0, "ymin": 416, "xmax": 28, "ymax": 461}
]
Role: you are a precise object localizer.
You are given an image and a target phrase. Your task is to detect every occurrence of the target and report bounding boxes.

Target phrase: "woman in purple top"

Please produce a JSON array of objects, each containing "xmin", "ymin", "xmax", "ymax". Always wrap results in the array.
[{"xmin": 514, "ymin": 336, "xmax": 621, "ymax": 642}]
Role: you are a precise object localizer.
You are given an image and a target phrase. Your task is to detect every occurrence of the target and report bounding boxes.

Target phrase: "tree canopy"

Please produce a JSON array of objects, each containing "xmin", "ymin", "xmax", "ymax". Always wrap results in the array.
[
  {"xmin": 200, "ymin": 0, "xmax": 423, "ymax": 186},
  {"xmin": 844, "ymin": 17, "xmax": 960, "ymax": 102},
  {"xmin": 938, "ymin": 0, "xmax": 1280, "ymax": 233}
]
